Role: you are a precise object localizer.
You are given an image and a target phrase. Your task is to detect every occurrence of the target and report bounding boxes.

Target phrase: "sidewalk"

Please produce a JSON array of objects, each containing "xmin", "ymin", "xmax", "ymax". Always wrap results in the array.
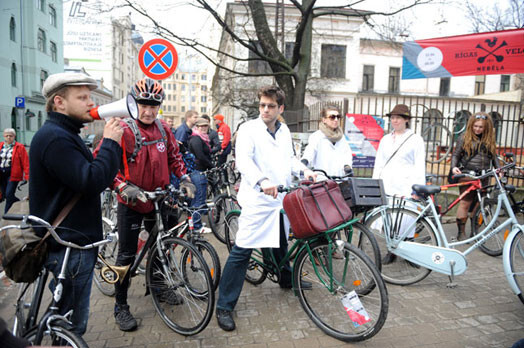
[{"xmin": 1, "ymin": 222, "xmax": 523, "ymax": 348}]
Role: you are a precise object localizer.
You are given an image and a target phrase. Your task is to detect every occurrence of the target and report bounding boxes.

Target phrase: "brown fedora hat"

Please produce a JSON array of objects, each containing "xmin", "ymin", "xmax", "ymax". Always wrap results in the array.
[{"xmin": 386, "ymin": 104, "xmax": 411, "ymax": 118}]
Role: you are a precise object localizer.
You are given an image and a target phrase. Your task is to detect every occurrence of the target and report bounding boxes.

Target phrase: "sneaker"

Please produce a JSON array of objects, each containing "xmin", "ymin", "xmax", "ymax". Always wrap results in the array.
[
  {"xmin": 158, "ymin": 290, "xmax": 184, "ymax": 305},
  {"xmin": 114, "ymin": 304, "xmax": 138, "ymax": 331},
  {"xmin": 199, "ymin": 227, "xmax": 212, "ymax": 234},
  {"xmin": 216, "ymin": 309, "xmax": 235, "ymax": 331}
]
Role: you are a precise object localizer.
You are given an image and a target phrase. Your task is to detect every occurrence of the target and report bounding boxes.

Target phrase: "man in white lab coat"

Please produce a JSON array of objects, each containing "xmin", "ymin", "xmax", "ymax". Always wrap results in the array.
[{"xmin": 215, "ymin": 86, "xmax": 316, "ymax": 332}]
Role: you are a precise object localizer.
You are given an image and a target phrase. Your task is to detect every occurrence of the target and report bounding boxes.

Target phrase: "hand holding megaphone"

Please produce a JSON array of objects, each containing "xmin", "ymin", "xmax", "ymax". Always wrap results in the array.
[
  {"xmin": 103, "ymin": 117, "xmax": 124, "ymax": 143},
  {"xmin": 90, "ymin": 94, "xmax": 138, "ymax": 120}
]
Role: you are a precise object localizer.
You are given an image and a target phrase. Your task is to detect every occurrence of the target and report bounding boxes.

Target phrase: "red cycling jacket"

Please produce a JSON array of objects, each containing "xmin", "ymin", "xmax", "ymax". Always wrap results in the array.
[
  {"xmin": 217, "ymin": 122, "xmax": 231, "ymax": 150},
  {"xmin": 0, "ymin": 141, "xmax": 29, "ymax": 181},
  {"xmin": 95, "ymin": 119, "xmax": 186, "ymax": 213}
]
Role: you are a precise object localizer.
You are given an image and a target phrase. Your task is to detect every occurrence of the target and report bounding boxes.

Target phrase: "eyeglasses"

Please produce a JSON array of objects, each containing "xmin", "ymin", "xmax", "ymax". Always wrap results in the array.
[
  {"xmin": 325, "ymin": 114, "xmax": 341, "ymax": 120},
  {"xmin": 475, "ymin": 114, "xmax": 487, "ymax": 120},
  {"xmin": 136, "ymin": 92, "xmax": 163, "ymax": 102},
  {"xmin": 259, "ymin": 103, "xmax": 278, "ymax": 109}
]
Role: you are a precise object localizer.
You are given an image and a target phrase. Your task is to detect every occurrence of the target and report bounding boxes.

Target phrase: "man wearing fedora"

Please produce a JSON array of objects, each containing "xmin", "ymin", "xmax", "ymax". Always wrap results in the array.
[{"xmin": 30, "ymin": 72, "xmax": 124, "ymax": 336}]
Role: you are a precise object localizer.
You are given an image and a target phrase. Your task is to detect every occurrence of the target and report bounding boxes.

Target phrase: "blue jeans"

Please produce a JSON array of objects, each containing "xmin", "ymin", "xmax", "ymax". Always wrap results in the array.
[
  {"xmin": 217, "ymin": 214, "xmax": 291, "ymax": 312},
  {"xmin": 189, "ymin": 170, "xmax": 207, "ymax": 229},
  {"xmin": 45, "ymin": 248, "xmax": 97, "ymax": 336}
]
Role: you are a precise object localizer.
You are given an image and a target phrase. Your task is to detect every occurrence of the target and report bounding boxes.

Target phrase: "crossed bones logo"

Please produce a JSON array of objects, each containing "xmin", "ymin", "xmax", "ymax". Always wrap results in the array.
[{"xmin": 476, "ymin": 37, "xmax": 507, "ymax": 63}]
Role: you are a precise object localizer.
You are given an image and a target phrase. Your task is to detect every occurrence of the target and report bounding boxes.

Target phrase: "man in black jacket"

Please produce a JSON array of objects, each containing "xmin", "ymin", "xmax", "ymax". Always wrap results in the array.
[{"xmin": 29, "ymin": 72, "xmax": 123, "ymax": 336}]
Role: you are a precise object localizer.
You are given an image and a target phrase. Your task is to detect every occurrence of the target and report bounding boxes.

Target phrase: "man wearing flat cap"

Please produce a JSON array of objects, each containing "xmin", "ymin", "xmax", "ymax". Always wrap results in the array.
[{"xmin": 29, "ymin": 72, "xmax": 123, "ymax": 337}]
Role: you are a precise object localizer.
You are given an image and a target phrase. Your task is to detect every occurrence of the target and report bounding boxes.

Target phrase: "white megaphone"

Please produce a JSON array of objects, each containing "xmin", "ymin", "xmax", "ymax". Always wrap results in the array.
[{"xmin": 90, "ymin": 94, "xmax": 138, "ymax": 120}]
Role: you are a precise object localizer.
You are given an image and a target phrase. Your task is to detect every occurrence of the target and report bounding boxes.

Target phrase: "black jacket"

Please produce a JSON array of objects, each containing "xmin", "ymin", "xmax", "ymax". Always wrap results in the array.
[
  {"xmin": 451, "ymin": 135, "xmax": 499, "ymax": 173},
  {"xmin": 208, "ymin": 129, "xmax": 221, "ymax": 154},
  {"xmin": 188, "ymin": 135, "xmax": 213, "ymax": 171},
  {"xmin": 29, "ymin": 112, "xmax": 121, "ymax": 249}
]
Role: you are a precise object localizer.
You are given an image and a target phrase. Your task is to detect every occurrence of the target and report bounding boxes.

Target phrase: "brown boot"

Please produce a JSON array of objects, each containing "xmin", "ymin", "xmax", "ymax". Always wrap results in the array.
[{"xmin": 456, "ymin": 218, "xmax": 467, "ymax": 241}]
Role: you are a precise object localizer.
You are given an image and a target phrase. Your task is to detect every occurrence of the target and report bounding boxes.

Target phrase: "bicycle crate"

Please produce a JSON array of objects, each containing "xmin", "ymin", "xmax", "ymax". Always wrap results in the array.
[{"xmin": 338, "ymin": 178, "xmax": 387, "ymax": 213}]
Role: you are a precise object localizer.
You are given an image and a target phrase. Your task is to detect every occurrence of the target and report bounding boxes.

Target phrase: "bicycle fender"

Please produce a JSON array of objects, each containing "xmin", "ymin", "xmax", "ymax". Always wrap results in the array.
[
  {"xmin": 503, "ymin": 225, "xmax": 524, "ymax": 297},
  {"xmin": 392, "ymin": 241, "xmax": 467, "ymax": 276}
]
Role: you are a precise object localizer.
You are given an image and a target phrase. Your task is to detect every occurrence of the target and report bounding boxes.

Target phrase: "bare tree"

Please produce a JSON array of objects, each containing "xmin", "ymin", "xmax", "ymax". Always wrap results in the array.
[{"xmin": 116, "ymin": 0, "xmax": 434, "ymax": 125}]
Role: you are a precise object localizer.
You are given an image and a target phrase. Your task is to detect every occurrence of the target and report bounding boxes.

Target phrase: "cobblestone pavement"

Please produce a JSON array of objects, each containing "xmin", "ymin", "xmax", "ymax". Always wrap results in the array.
[{"xmin": 1, "ymin": 222, "xmax": 523, "ymax": 348}]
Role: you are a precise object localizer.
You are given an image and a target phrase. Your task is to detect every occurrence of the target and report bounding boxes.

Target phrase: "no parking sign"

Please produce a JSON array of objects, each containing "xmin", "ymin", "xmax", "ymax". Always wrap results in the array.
[{"xmin": 138, "ymin": 38, "xmax": 178, "ymax": 80}]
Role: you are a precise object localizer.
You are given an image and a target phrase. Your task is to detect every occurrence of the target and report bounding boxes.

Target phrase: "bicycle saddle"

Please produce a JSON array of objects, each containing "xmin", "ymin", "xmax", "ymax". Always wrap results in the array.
[
  {"xmin": 505, "ymin": 184, "xmax": 516, "ymax": 193},
  {"xmin": 412, "ymin": 184, "xmax": 441, "ymax": 196}
]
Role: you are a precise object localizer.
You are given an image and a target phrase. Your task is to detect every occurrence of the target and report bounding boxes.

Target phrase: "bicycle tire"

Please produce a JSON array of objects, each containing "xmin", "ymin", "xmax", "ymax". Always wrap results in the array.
[
  {"xmin": 93, "ymin": 218, "xmax": 118, "ymax": 296},
  {"xmin": 188, "ymin": 239, "xmax": 221, "ymax": 291},
  {"xmin": 421, "ymin": 123, "xmax": 453, "ymax": 164},
  {"xmin": 209, "ymin": 194, "xmax": 238, "ymax": 244},
  {"xmin": 508, "ymin": 229, "xmax": 524, "ymax": 304},
  {"xmin": 23, "ymin": 324, "xmax": 88, "ymax": 348},
  {"xmin": 364, "ymin": 206, "xmax": 438, "ymax": 285},
  {"xmin": 224, "ymin": 211, "xmax": 267, "ymax": 285},
  {"xmin": 293, "ymin": 240, "xmax": 388, "ymax": 342},
  {"xmin": 343, "ymin": 222, "xmax": 382, "ymax": 271},
  {"xmin": 13, "ymin": 280, "xmax": 40, "ymax": 337},
  {"xmin": 146, "ymin": 236, "xmax": 214, "ymax": 336},
  {"xmin": 471, "ymin": 197, "xmax": 508, "ymax": 257},
  {"xmin": 227, "ymin": 161, "xmax": 240, "ymax": 184}
]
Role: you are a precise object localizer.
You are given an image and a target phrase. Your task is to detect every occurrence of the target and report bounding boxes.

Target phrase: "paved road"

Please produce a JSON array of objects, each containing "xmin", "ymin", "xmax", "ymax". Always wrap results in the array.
[{"xmin": 1, "ymin": 218, "xmax": 523, "ymax": 348}]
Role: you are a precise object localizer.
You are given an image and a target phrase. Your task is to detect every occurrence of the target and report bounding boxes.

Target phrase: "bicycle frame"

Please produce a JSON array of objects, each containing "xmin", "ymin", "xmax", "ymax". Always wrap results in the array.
[{"xmin": 435, "ymin": 179, "xmax": 483, "ymax": 216}]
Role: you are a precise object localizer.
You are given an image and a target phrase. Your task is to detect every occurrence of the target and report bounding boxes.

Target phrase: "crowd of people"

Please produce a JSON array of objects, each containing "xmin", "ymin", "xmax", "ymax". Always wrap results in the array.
[{"xmin": 0, "ymin": 71, "xmax": 507, "ymax": 344}]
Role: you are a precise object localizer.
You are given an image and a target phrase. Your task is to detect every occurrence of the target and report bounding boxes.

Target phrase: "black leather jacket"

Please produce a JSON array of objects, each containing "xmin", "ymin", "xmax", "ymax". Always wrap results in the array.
[{"xmin": 451, "ymin": 135, "xmax": 499, "ymax": 173}]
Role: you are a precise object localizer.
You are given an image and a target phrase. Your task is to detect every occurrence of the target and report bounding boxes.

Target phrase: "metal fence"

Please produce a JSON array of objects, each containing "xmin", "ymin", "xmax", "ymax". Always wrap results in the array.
[{"xmin": 286, "ymin": 93, "xmax": 524, "ymax": 186}]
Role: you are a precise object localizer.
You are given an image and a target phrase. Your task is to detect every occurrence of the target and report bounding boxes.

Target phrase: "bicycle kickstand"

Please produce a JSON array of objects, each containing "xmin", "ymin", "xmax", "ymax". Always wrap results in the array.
[{"xmin": 446, "ymin": 260, "xmax": 457, "ymax": 288}]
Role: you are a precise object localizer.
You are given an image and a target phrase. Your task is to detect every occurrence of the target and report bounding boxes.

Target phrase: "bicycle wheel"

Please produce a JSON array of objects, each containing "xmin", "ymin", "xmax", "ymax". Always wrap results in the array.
[
  {"xmin": 365, "ymin": 206, "xmax": 438, "ymax": 285},
  {"xmin": 224, "ymin": 211, "xmax": 267, "ymax": 285},
  {"xmin": 421, "ymin": 123, "xmax": 453, "ymax": 163},
  {"xmin": 471, "ymin": 196, "xmax": 508, "ymax": 257},
  {"xmin": 508, "ymin": 229, "xmax": 524, "ymax": 304},
  {"xmin": 187, "ymin": 239, "xmax": 221, "ymax": 291},
  {"xmin": 293, "ymin": 240, "xmax": 388, "ymax": 342},
  {"xmin": 13, "ymin": 279, "xmax": 41, "ymax": 336},
  {"xmin": 23, "ymin": 324, "xmax": 88, "ymax": 348},
  {"xmin": 146, "ymin": 237, "xmax": 214, "ymax": 336},
  {"xmin": 209, "ymin": 194, "xmax": 238, "ymax": 244},
  {"xmin": 343, "ymin": 222, "xmax": 381, "ymax": 271},
  {"xmin": 93, "ymin": 218, "xmax": 118, "ymax": 296}
]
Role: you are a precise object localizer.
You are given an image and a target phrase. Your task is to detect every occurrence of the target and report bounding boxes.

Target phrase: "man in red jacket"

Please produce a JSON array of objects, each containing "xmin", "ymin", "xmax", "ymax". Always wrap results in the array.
[
  {"xmin": 0, "ymin": 128, "xmax": 29, "ymax": 212},
  {"xmin": 213, "ymin": 114, "xmax": 231, "ymax": 166}
]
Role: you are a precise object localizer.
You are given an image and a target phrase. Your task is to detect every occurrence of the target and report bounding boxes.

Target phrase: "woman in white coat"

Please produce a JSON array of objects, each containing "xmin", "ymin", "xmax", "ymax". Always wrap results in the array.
[
  {"xmin": 372, "ymin": 104, "xmax": 425, "ymax": 262},
  {"xmin": 301, "ymin": 105, "xmax": 353, "ymax": 178},
  {"xmin": 215, "ymin": 86, "xmax": 315, "ymax": 332}
]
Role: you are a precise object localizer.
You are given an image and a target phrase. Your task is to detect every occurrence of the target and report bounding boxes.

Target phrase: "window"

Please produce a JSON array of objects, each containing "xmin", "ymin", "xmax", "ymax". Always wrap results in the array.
[
  {"xmin": 11, "ymin": 63, "xmax": 17, "ymax": 87},
  {"xmin": 475, "ymin": 75, "xmax": 485, "ymax": 95},
  {"xmin": 175, "ymin": 73, "xmax": 178, "ymax": 79},
  {"xmin": 181, "ymin": 74, "xmax": 185, "ymax": 80},
  {"xmin": 321, "ymin": 44, "xmax": 346, "ymax": 78},
  {"xmin": 37, "ymin": 29, "xmax": 46, "ymax": 53},
  {"xmin": 248, "ymin": 42, "xmax": 271, "ymax": 74},
  {"xmin": 200, "ymin": 107, "xmax": 207, "ymax": 113},
  {"xmin": 439, "ymin": 77, "xmax": 450, "ymax": 97},
  {"xmin": 9, "ymin": 17, "xmax": 16, "ymax": 41},
  {"xmin": 49, "ymin": 5, "xmax": 56, "ymax": 27},
  {"xmin": 191, "ymin": 96, "xmax": 196, "ymax": 102},
  {"xmin": 168, "ymin": 83, "xmax": 171, "ymax": 90},
  {"xmin": 173, "ymin": 95, "xmax": 176, "ymax": 101},
  {"xmin": 26, "ymin": 110, "xmax": 31, "ymax": 131},
  {"xmin": 181, "ymin": 96, "xmax": 185, "ymax": 102},
  {"xmin": 36, "ymin": 0, "xmax": 45, "ymax": 11},
  {"xmin": 173, "ymin": 84, "xmax": 176, "ymax": 90},
  {"xmin": 40, "ymin": 70, "xmax": 48, "ymax": 89},
  {"xmin": 201, "ymin": 74, "xmax": 207, "ymax": 81},
  {"xmin": 173, "ymin": 106, "xmax": 176, "ymax": 112},
  {"xmin": 500, "ymin": 75, "xmax": 510, "ymax": 92},
  {"xmin": 191, "ymin": 85, "xmax": 196, "ymax": 91},
  {"xmin": 50, "ymin": 41, "xmax": 57, "ymax": 62},
  {"xmin": 191, "ymin": 74, "xmax": 196, "ymax": 80},
  {"xmin": 168, "ymin": 94, "xmax": 171, "ymax": 101},
  {"xmin": 201, "ymin": 85, "xmax": 207, "ymax": 91},
  {"xmin": 201, "ymin": 96, "xmax": 207, "ymax": 102},
  {"xmin": 388, "ymin": 67, "xmax": 400, "ymax": 93},
  {"xmin": 168, "ymin": 105, "xmax": 171, "ymax": 111},
  {"xmin": 181, "ymin": 106, "xmax": 186, "ymax": 112},
  {"xmin": 181, "ymin": 85, "xmax": 186, "ymax": 91},
  {"xmin": 38, "ymin": 111, "xmax": 43, "ymax": 128},
  {"xmin": 362, "ymin": 65, "xmax": 374, "ymax": 92}
]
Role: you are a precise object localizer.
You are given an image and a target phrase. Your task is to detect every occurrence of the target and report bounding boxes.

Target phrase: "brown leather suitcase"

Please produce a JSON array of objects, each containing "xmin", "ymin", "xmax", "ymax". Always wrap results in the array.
[{"xmin": 283, "ymin": 180, "xmax": 352, "ymax": 239}]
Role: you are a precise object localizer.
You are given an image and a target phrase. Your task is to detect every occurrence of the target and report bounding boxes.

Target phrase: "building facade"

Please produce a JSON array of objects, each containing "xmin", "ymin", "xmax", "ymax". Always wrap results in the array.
[{"xmin": 0, "ymin": 0, "xmax": 63, "ymax": 145}]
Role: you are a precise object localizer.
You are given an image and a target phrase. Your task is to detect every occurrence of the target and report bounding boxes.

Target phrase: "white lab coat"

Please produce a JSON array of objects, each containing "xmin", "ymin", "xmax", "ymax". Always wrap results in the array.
[
  {"xmin": 235, "ymin": 117, "xmax": 306, "ymax": 248},
  {"xmin": 301, "ymin": 130, "xmax": 353, "ymax": 178},
  {"xmin": 372, "ymin": 129, "xmax": 426, "ymax": 197}
]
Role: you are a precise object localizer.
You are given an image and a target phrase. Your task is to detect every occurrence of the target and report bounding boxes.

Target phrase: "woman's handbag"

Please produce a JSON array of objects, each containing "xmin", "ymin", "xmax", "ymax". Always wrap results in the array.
[
  {"xmin": 283, "ymin": 180, "xmax": 352, "ymax": 239},
  {"xmin": 0, "ymin": 195, "xmax": 80, "ymax": 283}
]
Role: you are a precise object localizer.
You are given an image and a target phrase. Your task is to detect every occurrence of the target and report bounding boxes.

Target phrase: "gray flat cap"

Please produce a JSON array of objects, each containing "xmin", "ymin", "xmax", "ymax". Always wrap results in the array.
[{"xmin": 42, "ymin": 72, "xmax": 98, "ymax": 98}]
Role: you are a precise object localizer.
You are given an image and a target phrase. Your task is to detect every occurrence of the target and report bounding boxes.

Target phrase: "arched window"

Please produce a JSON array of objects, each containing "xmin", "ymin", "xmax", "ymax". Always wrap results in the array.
[
  {"xmin": 10, "ymin": 17, "xmax": 16, "ymax": 41},
  {"xmin": 11, "ymin": 63, "xmax": 17, "ymax": 87}
]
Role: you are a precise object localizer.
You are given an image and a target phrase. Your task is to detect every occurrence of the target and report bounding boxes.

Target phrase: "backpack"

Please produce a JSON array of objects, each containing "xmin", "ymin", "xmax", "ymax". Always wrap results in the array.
[{"xmin": 123, "ymin": 118, "xmax": 168, "ymax": 162}]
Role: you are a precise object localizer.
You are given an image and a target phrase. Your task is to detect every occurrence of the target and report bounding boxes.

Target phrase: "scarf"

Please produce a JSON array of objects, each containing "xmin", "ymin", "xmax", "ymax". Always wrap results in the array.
[
  {"xmin": 319, "ymin": 122, "xmax": 343, "ymax": 143},
  {"xmin": 192, "ymin": 128, "xmax": 210, "ymax": 148}
]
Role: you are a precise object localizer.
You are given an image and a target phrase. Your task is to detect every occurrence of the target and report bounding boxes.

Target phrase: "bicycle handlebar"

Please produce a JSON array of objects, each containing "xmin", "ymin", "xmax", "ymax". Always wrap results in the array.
[
  {"xmin": 0, "ymin": 214, "xmax": 112, "ymax": 250},
  {"xmin": 452, "ymin": 162, "xmax": 515, "ymax": 181}
]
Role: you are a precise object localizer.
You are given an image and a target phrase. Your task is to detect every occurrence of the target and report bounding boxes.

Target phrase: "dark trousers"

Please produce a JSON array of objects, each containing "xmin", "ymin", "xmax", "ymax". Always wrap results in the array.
[
  {"xmin": 0, "ymin": 168, "xmax": 20, "ymax": 213},
  {"xmin": 217, "ymin": 143, "xmax": 231, "ymax": 167},
  {"xmin": 217, "ymin": 214, "xmax": 291, "ymax": 312}
]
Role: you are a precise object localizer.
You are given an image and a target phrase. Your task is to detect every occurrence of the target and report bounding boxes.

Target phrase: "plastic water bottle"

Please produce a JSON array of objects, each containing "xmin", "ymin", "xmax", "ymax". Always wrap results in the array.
[{"xmin": 137, "ymin": 230, "xmax": 149, "ymax": 254}]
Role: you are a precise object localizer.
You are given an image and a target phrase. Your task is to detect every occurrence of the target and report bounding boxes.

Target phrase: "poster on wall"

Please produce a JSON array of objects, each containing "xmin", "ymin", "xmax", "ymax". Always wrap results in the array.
[
  {"xmin": 344, "ymin": 114, "xmax": 385, "ymax": 168},
  {"xmin": 402, "ymin": 28, "xmax": 524, "ymax": 79}
]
